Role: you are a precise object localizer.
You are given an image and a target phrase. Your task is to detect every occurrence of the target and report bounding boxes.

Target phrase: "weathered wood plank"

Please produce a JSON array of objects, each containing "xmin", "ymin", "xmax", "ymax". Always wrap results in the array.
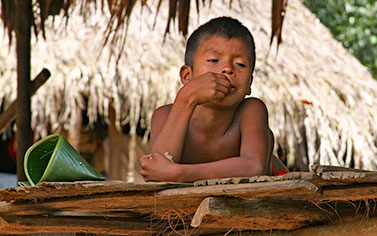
[
  {"xmin": 0, "ymin": 180, "xmax": 319, "ymax": 223},
  {"xmin": 191, "ymin": 197, "xmax": 327, "ymax": 230},
  {"xmin": 284, "ymin": 216, "xmax": 377, "ymax": 236},
  {"xmin": 191, "ymin": 196, "xmax": 377, "ymax": 231},
  {"xmin": 0, "ymin": 215, "xmax": 160, "ymax": 235},
  {"xmin": 193, "ymin": 172, "xmax": 318, "ymax": 186},
  {"xmin": 311, "ymin": 164, "xmax": 373, "ymax": 174},
  {"xmin": 0, "ymin": 214, "xmax": 235, "ymax": 236},
  {"xmin": 0, "ymin": 181, "xmax": 192, "ymax": 202},
  {"xmin": 2, "ymin": 181, "xmax": 377, "ymax": 219},
  {"xmin": 0, "ymin": 193, "xmax": 203, "ymax": 218},
  {"xmin": 159, "ymin": 180, "xmax": 319, "ymax": 198},
  {"xmin": 4, "ymin": 169, "xmax": 377, "ymax": 203},
  {"xmin": 192, "ymin": 170, "xmax": 377, "ymax": 188},
  {"xmin": 210, "ymin": 216, "xmax": 377, "ymax": 236},
  {"xmin": 306, "ymin": 184, "xmax": 377, "ymax": 202}
]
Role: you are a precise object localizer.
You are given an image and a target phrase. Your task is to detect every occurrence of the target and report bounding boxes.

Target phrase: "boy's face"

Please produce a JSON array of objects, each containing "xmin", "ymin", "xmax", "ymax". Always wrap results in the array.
[{"xmin": 184, "ymin": 35, "xmax": 254, "ymax": 107}]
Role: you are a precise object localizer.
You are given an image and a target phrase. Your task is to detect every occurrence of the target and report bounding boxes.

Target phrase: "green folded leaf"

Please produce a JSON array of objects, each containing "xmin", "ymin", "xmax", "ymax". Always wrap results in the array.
[{"xmin": 24, "ymin": 133, "xmax": 105, "ymax": 186}]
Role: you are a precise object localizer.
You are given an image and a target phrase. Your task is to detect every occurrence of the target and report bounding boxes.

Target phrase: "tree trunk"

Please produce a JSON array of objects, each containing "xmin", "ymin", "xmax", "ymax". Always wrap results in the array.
[{"xmin": 15, "ymin": 0, "xmax": 33, "ymax": 182}]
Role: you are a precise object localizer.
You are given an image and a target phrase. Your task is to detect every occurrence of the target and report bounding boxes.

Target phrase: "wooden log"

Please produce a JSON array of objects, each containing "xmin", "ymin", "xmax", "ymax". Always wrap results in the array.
[
  {"xmin": 191, "ymin": 197, "xmax": 327, "ymax": 230},
  {"xmin": 15, "ymin": 0, "xmax": 33, "ymax": 182},
  {"xmin": 0, "ymin": 68, "xmax": 51, "ymax": 134}
]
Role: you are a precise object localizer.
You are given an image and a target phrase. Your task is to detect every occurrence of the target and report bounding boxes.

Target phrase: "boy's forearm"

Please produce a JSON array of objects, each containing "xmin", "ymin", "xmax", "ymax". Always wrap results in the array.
[
  {"xmin": 149, "ymin": 89, "xmax": 196, "ymax": 162},
  {"xmin": 173, "ymin": 157, "xmax": 266, "ymax": 183}
]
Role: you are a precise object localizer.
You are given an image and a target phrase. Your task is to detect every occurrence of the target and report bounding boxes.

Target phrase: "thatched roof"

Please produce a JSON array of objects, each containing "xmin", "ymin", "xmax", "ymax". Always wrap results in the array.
[{"xmin": 1, "ymin": 0, "xmax": 376, "ymax": 170}]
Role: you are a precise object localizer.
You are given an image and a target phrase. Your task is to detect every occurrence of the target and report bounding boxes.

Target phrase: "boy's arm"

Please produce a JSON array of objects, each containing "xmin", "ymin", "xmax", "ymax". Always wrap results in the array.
[
  {"xmin": 148, "ymin": 90, "xmax": 195, "ymax": 163},
  {"xmin": 139, "ymin": 98, "xmax": 270, "ymax": 182},
  {"xmin": 148, "ymin": 72, "xmax": 231, "ymax": 162}
]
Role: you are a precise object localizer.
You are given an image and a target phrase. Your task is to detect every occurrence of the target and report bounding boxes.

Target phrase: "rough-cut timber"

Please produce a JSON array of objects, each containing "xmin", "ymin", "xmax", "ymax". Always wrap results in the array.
[
  {"xmin": 2, "ymin": 166, "xmax": 377, "ymax": 235},
  {"xmin": 191, "ymin": 197, "xmax": 327, "ymax": 229},
  {"xmin": 0, "ymin": 68, "xmax": 51, "ymax": 134}
]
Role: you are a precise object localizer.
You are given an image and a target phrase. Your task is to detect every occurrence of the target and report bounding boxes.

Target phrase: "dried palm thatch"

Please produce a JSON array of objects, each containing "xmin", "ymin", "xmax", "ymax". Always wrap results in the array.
[
  {"xmin": 1, "ymin": 0, "xmax": 376, "ymax": 171},
  {"xmin": 1, "ymin": 0, "xmax": 287, "ymax": 58}
]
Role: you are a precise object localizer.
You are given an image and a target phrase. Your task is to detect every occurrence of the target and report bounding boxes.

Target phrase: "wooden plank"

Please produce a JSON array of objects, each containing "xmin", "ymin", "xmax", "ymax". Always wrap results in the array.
[
  {"xmin": 159, "ymin": 180, "xmax": 319, "ymax": 198},
  {"xmin": 191, "ymin": 197, "xmax": 327, "ymax": 230},
  {"xmin": 0, "ymin": 192, "xmax": 203, "ymax": 217},
  {"xmin": 306, "ymin": 184, "xmax": 377, "ymax": 202},
  {"xmin": 0, "ymin": 215, "xmax": 160, "ymax": 235},
  {"xmin": 0, "ymin": 214, "xmax": 231, "ymax": 236},
  {"xmin": 284, "ymin": 216, "xmax": 377, "ymax": 236},
  {"xmin": 193, "ymin": 172, "xmax": 317, "ymax": 186},
  {"xmin": 1, "ymin": 196, "xmax": 375, "ymax": 235},
  {"xmin": 4, "ymin": 170, "xmax": 377, "ymax": 203},
  {"xmin": 193, "ymin": 171, "xmax": 377, "ymax": 188},
  {"xmin": 320, "ymin": 171, "xmax": 377, "ymax": 182},
  {"xmin": 3, "ymin": 181, "xmax": 376, "ymax": 218},
  {"xmin": 0, "ymin": 181, "xmax": 192, "ymax": 202},
  {"xmin": 191, "ymin": 196, "xmax": 377, "ymax": 231},
  {"xmin": 209, "ymin": 216, "xmax": 377, "ymax": 236},
  {"xmin": 311, "ymin": 164, "xmax": 373, "ymax": 174},
  {"xmin": 0, "ymin": 180, "xmax": 318, "ymax": 219}
]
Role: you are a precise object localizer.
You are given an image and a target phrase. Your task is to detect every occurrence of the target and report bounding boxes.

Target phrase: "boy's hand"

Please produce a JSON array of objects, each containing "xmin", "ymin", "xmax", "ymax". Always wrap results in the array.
[
  {"xmin": 181, "ymin": 72, "xmax": 232, "ymax": 105},
  {"xmin": 138, "ymin": 152, "xmax": 178, "ymax": 182}
]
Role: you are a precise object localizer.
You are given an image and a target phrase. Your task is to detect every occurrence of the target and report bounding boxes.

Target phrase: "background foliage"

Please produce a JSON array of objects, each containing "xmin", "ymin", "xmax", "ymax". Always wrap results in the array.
[{"xmin": 301, "ymin": 0, "xmax": 377, "ymax": 79}]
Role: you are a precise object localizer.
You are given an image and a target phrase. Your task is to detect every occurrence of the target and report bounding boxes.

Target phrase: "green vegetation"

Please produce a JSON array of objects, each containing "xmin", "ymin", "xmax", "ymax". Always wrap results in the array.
[{"xmin": 301, "ymin": 0, "xmax": 377, "ymax": 79}]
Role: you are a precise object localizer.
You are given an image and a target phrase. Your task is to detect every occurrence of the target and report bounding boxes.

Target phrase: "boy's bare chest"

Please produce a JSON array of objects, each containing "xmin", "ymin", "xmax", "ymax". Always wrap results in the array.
[{"xmin": 180, "ymin": 129, "xmax": 241, "ymax": 164}]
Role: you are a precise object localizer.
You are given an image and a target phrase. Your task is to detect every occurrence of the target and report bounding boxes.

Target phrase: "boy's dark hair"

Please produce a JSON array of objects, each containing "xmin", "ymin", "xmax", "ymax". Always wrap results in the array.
[{"xmin": 184, "ymin": 16, "xmax": 256, "ymax": 72}]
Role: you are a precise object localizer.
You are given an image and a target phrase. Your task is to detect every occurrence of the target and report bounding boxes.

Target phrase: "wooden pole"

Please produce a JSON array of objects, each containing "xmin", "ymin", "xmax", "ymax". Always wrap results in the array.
[
  {"xmin": 15, "ymin": 0, "xmax": 33, "ymax": 182},
  {"xmin": 0, "ymin": 69, "xmax": 51, "ymax": 134}
]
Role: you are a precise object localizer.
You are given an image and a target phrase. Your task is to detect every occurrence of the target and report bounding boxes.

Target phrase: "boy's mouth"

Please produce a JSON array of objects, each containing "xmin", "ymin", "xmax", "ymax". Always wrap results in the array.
[{"xmin": 229, "ymin": 85, "xmax": 237, "ymax": 93}]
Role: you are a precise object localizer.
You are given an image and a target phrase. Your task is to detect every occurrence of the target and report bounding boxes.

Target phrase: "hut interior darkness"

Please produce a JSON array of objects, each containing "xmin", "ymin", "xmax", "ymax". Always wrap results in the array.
[{"xmin": 0, "ymin": 0, "xmax": 377, "ymax": 182}]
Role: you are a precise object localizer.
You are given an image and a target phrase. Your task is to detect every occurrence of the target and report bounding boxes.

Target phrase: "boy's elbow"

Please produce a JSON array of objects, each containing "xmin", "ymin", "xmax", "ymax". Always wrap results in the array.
[{"xmin": 244, "ymin": 159, "xmax": 266, "ymax": 177}]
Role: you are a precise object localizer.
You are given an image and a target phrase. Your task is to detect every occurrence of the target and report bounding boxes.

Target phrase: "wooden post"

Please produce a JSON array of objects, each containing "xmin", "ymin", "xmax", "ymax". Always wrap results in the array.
[
  {"xmin": 0, "ymin": 69, "xmax": 51, "ymax": 134},
  {"xmin": 15, "ymin": 0, "xmax": 33, "ymax": 182}
]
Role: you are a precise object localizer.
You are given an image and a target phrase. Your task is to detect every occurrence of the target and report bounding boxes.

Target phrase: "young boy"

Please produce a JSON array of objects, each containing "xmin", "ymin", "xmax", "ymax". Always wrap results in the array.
[{"xmin": 138, "ymin": 16, "xmax": 286, "ymax": 182}]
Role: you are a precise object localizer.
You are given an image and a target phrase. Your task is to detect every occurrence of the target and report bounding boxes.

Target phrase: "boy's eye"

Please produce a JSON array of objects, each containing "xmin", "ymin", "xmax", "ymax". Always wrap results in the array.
[
  {"xmin": 236, "ymin": 63, "xmax": 246, "ymax": 67},
  {"xmin": 207, "ymin": 59, "xmax": 218, "ymax": 63}
]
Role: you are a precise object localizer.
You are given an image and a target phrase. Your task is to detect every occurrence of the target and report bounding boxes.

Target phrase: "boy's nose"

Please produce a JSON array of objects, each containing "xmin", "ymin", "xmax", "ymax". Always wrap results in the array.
[{"xmin": 222, "ymin": 67, "xmax": 234, "ymax": 75}]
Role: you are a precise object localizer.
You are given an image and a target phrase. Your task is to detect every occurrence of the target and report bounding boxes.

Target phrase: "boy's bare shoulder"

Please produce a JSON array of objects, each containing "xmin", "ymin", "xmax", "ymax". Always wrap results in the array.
[
  {"xmin": 152, "ymin": 104, "xmax": 172, "ymax": 122},
  {"xmin": 153, "ymin": 104, "xmax": 173, "ymax": 116},
  {"xmin": 238, "ymin": 97, "xmax": 268, "ymax": 114},
  {"xmin": 150, "ymin": 104, "xmax": 173, "ymax": 140}
]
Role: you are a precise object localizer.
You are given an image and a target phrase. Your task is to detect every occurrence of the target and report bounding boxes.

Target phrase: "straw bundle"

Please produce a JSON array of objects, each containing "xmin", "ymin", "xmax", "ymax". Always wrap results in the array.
[{"xmin": 0, "ymin": 0, "xmax": 376, "ymax": 170}]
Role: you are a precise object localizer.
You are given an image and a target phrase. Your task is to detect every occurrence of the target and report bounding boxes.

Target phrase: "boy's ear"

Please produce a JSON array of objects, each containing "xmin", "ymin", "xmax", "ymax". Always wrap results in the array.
[
  {"xmin": 179, "ymin": 65, "xmax": 192, "ymax": 84},
  {"xmin": 247, "ymin": 75, "xmax": 253, "ymax": 95}
]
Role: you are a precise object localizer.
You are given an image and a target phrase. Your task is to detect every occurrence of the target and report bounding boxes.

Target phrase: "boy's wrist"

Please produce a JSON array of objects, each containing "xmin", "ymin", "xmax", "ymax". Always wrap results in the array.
[
  {"xmin": 171, "ymin": 163, "xmax": 184, "ymax": 182},
  {"xmin": 176, "ymin": 87, "xmax": 198, "ymax": 108}
]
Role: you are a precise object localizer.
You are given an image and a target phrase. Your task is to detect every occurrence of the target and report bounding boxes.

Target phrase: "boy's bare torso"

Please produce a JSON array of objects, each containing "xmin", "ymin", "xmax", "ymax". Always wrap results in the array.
[{"xmin": 154, "ymin": 97, "xmax": 260, "ymax": 164}]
